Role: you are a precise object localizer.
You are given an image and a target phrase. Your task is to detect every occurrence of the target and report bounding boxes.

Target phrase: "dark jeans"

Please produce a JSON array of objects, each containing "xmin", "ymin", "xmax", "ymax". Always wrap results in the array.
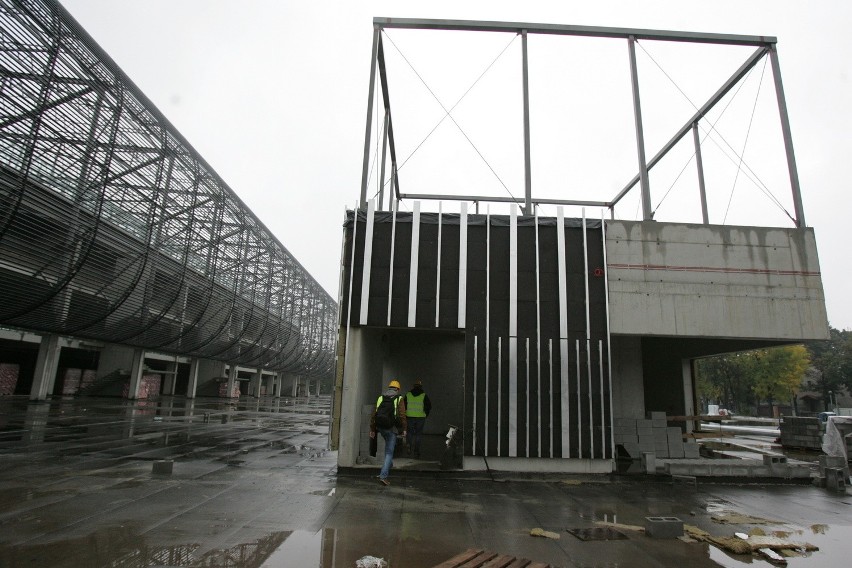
[{"xmin": 407, "ymin": 417, "xmax": 426, "ymax": 456}]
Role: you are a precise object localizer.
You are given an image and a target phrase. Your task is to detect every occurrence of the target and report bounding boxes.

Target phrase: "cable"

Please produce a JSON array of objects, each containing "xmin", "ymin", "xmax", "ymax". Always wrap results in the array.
[
  {"xmin": 637, "ymin": 42, "xmax": 792, "ymax": 222},
  {"xmin": 723, "ymin": 58, "xmax": 767, "ymax": 224},
  {"xmin": 383, "ymin": 31, "xmax": 522, "ymax": 206}
]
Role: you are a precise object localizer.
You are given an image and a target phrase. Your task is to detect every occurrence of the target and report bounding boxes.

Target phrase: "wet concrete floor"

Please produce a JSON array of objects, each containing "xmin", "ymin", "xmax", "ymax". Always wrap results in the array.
[{"xmin": 0, "ymin": 396, "xmax": 849, "ymax": 567}]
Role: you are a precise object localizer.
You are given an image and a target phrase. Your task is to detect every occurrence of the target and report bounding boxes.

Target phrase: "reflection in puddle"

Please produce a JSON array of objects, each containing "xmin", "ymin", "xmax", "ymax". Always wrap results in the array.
[
  {"xmin": 0, "ymin": 528, "xmax": 337, "ymax": 568},
  {"xmin": 262, "ymin": 530, "xmax": 324, "ymax": 567}
]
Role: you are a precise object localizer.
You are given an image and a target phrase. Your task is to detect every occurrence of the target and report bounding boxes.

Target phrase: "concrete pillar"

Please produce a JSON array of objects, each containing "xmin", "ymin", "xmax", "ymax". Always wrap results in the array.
[
  {"xmin": 227, "ymin": 364, "xmax": 238, "ymax": 398},
  {"xmin": 186, "ymin": 358, "xmax": 200, "ymax": 399},
  {"xmin": 162, "ymin": 360, "xmax": 177, "ymax": 395},
  {"xmin": 30, "ymin": 334, "xmax": 61, "ymax": 401},
  {"xmin": 251, "ymin": 369, "xmax": 262, "ymax": 397},
  {"xmin": 292, "ymin": 375, "xmax": 299, "ymax": 397},
  {"xmin": 316, "ymin": 379, "xmax": 321, "ymax": 397},
  {"xmin": 264, "ymin": 373, "xmax": 274, "ymax": 397},
  {"xmin": 126, "ymin": 349, "xmax": 145, "ymax": 400}
]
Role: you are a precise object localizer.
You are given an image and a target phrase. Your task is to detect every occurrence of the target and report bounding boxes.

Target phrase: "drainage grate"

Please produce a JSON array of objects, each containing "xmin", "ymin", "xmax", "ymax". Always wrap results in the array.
[{"xmin": 566, "ymin": 527, "xmax": 628, "ymax": 541}]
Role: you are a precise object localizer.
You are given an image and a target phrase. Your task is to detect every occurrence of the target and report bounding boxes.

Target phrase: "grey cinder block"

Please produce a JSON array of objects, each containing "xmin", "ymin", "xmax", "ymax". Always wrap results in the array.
[{"xmin": 645, "ymin": 516, "xmax": 683, "ymax": 538}]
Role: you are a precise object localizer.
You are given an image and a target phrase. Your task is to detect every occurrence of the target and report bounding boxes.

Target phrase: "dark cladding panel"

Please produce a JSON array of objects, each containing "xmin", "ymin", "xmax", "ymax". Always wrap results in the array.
[
  {"xmin": 416, "ymin": 223, "xmax": 439, "ymax": 327},
  {"xmin": 388, "ymin": 222, "xmax": 412, "ymax": 328},
  {"xmin": 345, "ymin": 211, "xmax": 611, "ymax": 461}
]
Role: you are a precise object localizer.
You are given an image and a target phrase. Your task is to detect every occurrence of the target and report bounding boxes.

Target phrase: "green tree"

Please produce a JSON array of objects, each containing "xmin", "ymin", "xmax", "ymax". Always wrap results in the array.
[
  {"xmin": 805, "ymin": 326, "xmax": 852, "ymax": 409},
  {"xmin": 750, "ymin": 345, "xmax": 810, "ymax": 406},
  {"xmin": 695, "ymin": 345, "xmax": 810, "ymax": 414},
  {"xmin": 695, "ymin": 352, "xmax": 756, "ymax": 414}
]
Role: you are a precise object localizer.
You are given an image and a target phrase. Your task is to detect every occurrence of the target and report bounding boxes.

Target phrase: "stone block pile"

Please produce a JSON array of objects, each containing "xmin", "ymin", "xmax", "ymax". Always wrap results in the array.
[
  {"xmin": 614, "ymin": 411, "xmax": 700, "ymax": 460},
  {"xmin": 779, "ymin": 416, "xmax": 822, "ymax": 450}
]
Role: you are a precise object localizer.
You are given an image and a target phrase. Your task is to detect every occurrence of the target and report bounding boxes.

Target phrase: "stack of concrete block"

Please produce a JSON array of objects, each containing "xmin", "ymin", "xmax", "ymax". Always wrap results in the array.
[
  {"xmin": 0, "ymin": 363, "xmax": 20, "ymax": 396},
  {"xmin": 779, "ymin": 416, "xmax": 822, "ymax": 450},
  {"xmin": 615, "ymin": 412, "xmax": 700, "ymax": 460}
]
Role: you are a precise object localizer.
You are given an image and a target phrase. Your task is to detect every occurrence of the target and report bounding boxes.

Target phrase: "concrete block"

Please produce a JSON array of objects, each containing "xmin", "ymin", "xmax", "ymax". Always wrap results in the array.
[
  {"xmin": 683, "ymin": 444, "xmax": 700, "ymax": 459},
  {"xmin": 651, "ymin": 418, "xmax": 667, "ymax": 428},
  {"xmin": 645, "ymin": 516, "xmax": 683, "ymax": 539},
  {"xmin": 636, "ymin": 419, "xmax": 653, "ymax": 428},
  {"xmin": 647, "ymin": 411, "xmax": 666, "ymax": 420},
  {"xmin": 762, "ymin": 455, "xmax": 787, "ymax": 466},
  {"xmin": 653, "ymin": 429, "xmax": 668, "ymax": 442},
  {"xmin": 152, "ymin": 460, "xmax": 173, "ymax": 475},
  {"xmin": 825, "ymin": 468, "xmax": 848, "ymax": 492},
  {"xmin": 666, "ymin": 427, "xmax": 682, "ymax": 439},
  {"xmin": 819, "ymin": 456, "xmax": 850, "ymax": 479},
  {"xmin": 637, "ymin": 427, "xmax": 654, "ymax": 437},
  {"xmin": 669, "ymin": 445, "xmax": 685, "ymax": 459},
  {"xmin": 642, "ymin": 452, "xmax": 656, "ymax": 474},
  {"xmin": 620, "ymin": 442, "xmax": 641, "ymax": 458}
]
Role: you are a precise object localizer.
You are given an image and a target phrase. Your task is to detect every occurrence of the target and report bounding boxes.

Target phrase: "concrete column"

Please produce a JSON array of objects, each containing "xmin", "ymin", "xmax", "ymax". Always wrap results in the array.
[
  {"xmin": 126, "ymin": 349, "xmax": 146, "ymax": 400},
  {"xmin": 227, "ymin": 364, "xmax": 238, "ymax": 398},
  {"xmin": 162, "ymin": 361, "xmax": 177, "ymax": 395},
  {"xmin": 273, "ymin": 373, "xmax": 281, "ymax": 397},
  {"xmin": 316, "ymin": 379, "xmax": 321, "ymax": 396},
  {"xmin": 251, "ymin": 369, "xmax": 262, "ymax": 397},
  {"xmin": 30, "ymin": 334, "xmax": 61, "ymax": 401},
  {"xmin": 186, "ymin": 358, "xmax": 200, "ymax": 399},
  {"xmin": 292, "ymin": 375, "xmax": 299, "ymax": 397},
  {"xmin": 264, "ymin": 373, "xmax": 274, "ymax": 397}
]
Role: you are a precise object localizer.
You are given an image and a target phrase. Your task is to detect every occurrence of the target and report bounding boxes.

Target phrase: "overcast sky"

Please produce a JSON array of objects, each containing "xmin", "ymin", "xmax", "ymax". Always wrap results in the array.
[{"xmin": 60, "ymin": 0, "xmax": 852, "ymax": 330}]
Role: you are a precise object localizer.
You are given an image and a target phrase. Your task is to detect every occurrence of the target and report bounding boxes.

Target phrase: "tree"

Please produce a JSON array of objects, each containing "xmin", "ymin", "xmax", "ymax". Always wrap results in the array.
[
  {"xmin": 695, "ymin": 345, "xmax": 810, "ymax": 415},
  {"xmin": 695, "ymin": 352, "xmax": 755, "ymax": 414},
  {"xmin": 805, "ymin": 326, "xmax": 852, "ymax": 409},
  {"xmin": 750, "ymin": 345, "xmax": 810, "ymax": 406}
]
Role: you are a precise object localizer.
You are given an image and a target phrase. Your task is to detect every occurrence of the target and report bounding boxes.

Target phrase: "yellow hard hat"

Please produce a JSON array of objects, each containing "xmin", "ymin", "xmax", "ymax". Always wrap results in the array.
[{"xmin": 388, "ymin": 379, "xmax": 401, "ymax": 389}]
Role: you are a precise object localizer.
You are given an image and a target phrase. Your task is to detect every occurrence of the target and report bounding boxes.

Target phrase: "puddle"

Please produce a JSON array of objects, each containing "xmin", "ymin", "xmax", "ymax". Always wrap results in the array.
[{"xmin": 261, "ymin": 530, "xmax": 325, "ymax": 567}]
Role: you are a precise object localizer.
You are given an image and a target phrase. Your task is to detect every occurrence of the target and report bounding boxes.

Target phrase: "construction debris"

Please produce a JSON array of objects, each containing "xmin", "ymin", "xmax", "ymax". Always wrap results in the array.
[
  {"xmin": 356, "ymin": 556, "xmax": 388, "ymax": 568},
  {"xmin": 529, "ymin": 527, "xmax": 560, "ymax": 540}
]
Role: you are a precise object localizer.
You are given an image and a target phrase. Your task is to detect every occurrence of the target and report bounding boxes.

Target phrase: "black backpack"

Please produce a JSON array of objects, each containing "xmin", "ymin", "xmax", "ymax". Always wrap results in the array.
[{"xmin": 375, "ymin": 395, "xmax": 399, "ymax": 429}]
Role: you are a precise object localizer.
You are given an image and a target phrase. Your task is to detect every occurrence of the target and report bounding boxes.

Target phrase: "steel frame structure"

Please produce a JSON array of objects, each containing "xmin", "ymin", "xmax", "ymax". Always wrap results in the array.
[
  {"xmin": 360, "ymin": 18, "xmax": 806, "ymax": 228},
  {"xmin": 0, "ymin": 0, "xmax": 336, "ymax": 377}
]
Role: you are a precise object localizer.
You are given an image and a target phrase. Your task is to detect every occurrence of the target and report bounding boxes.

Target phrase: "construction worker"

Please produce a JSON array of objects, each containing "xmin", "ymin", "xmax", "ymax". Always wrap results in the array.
[
  {"xmin": 405, "ymin": 379, "xmax": 431, "ymax": 458},
  {"xmin": 370, "ymin": 379, "xmax": 407, "ymax": 485}
]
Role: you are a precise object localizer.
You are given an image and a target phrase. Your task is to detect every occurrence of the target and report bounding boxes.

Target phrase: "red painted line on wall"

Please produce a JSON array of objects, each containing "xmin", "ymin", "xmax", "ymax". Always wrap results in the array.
[{"xmin": 607, "ymin": 263, "xmax": 821, "ymax": 277}]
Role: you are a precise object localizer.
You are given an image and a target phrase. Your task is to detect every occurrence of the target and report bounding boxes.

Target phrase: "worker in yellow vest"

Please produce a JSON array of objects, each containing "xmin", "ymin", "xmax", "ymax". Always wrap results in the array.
[
  {"xmin": 405, "ymin": 379, "xmax": 432, "ymax": 459},
  {"xmin": 370, "ymin": 379, "xmax": 406, "ymax": 486}
]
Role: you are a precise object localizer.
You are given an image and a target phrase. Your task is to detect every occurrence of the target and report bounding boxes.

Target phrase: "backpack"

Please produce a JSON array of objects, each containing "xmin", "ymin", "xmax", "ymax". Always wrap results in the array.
[{"xmin": 375, "ymin": 395, "xmax": 399, "ymax": 429}]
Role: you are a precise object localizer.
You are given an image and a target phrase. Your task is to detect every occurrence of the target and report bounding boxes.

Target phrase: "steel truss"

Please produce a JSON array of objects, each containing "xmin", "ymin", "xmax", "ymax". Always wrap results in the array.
[
  {"xmin": 361, "ymin": 18, "xmax": 805, "ymax": 228},
  {"xmin": 0, "ymin": 0, "xmax": 336, "ymax": 378}
]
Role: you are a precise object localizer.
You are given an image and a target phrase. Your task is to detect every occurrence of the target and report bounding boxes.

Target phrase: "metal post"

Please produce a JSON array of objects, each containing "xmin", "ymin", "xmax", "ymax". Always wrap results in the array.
[
  {"xmin": 359, "ymin": 26, "xmax": 380, "ymax": 207},
  {"xmin": 768, "ymin": 44, "xmax": 805, "ymax": 227},
  {"xmin": 627, "ymin": 36, "xmax": 652, "ymax": 221},
  {"xmin": 692, "ymin": 122, "xmax": 709, "ymax": 224},
  {"xmin": 378, "ymin": 110, "xmax": 389, "ymax": 211},
  {"xmin": 521, "ymin": 30, "xmax": 533, "ymax": 216}
]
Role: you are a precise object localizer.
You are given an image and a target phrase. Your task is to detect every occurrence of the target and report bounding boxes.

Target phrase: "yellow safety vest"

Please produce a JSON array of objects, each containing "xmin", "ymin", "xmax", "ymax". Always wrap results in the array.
[{"xmin": 406, "ymin": 392, "xmax": 426, "ymax": 418}]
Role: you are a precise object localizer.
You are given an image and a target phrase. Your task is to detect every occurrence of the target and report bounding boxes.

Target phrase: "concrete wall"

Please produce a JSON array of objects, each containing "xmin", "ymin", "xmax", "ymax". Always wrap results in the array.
[
  {"xmin": 338, "ymin": 328, "xmax": 385, "ymax": 467},
  {"xmin": 382, "ymin": 330, "xmax": 465, "ymax": 437},
  {"xmin": 610, "ymin": 336, "xmax": 645, "ymax": 419},
  {"xmin": 96, "ymin": 344, "xmax": 136, "ymax": 377},
  {"xmin": 338, "ymin": 328, "xmax": 466, "ymax": 466},
  {"xmin": 606, "ymin": 221, "xmax": 829, "ymax": 341}
]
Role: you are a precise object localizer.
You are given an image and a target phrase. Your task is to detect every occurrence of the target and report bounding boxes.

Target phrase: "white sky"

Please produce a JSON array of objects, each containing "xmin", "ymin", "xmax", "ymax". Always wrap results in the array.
[{"xmin": 60, "ymin": 0, "xmax": 852, "ymax": 330}]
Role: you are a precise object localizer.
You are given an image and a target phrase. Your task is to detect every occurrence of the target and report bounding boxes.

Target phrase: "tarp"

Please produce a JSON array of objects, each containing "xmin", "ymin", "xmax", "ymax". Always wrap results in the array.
[{"xmin": 821, "ymin": 416, "xmax": 852, "ymax": 459}]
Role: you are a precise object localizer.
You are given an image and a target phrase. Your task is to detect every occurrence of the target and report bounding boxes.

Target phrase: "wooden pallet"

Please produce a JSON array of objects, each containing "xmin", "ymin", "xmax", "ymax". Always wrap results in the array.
[{"xmin": 432, "ymin": 548, "xmax": 552, "ymax": 568}]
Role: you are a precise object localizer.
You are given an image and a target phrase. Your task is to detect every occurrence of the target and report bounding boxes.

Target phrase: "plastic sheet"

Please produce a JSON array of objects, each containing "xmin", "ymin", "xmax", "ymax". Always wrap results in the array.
[{"xmin": 356, "ymin": 555, "xmax": 388, "ymax": 568}]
